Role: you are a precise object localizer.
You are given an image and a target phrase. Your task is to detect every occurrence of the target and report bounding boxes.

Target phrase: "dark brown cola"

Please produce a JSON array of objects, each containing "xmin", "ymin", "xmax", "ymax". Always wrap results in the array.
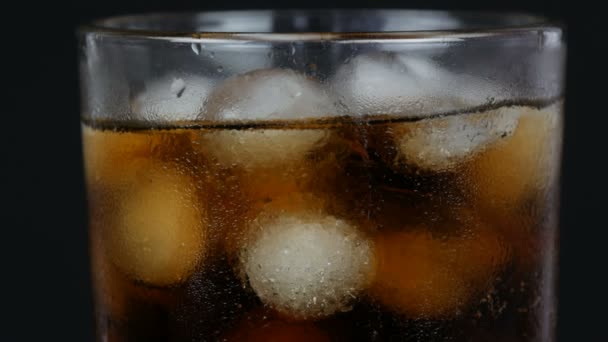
[{"xmin": 83, "ymin": 102, "xmax": 561, "ymax": 341}]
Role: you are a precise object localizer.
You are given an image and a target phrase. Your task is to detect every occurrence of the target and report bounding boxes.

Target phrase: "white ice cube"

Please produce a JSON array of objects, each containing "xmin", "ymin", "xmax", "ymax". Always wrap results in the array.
[
  {"xmin": 338, "ymin": 54, "xmax": 519, "ymax": 171},
  {"xmin": 131, "ymin": 75, "xmax": 214, "ymax": 121},
  {"xmin": 197, "ymin": 69, "xmax": 335, "ymax": 168},
  {"xmin": 332, "ymin": 53, "xmax": 504, "ymax": 117},
  {"xmin": 240, "ymin": 212, "xmax": 374, "ymax": 319},
  {"xmin": 201, "ymin": 68, "xmax": 337, "ymax": 122},
  {"xmin": 391, "ymin": 107, "xmax": 521, "ymax": 171},
  {"xmin": 105, "ymin": 169, "xmax": 207, "ymax": 286},
  {"xmin": 198, "ymin": 128, "xmax": 328, "ymax": 169}
]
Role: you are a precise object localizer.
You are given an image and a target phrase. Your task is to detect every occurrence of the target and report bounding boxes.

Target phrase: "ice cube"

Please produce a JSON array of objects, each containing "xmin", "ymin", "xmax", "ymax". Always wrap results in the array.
[
  {"xmin": 104, "ymin": 168, "xmax": 207, "ymax": 286},
  {"xmin": 201, "ymin": 68, "xmax": 337, "ymax": 122},
  {"xmin": 131, "ymin": 75, "xmax": 214, "ymax": 121},
  {"xmin": 239, "ymin": 209, "xmax": 375, "ymax": 319},
  {"xmin": 221, "ymin": 193, "xmax": 328, "ymax": 267},
  {"xmin": 198, "ymin": 128, "xmax": 328, "ymax": 169},
  {"xmin": 370, "ymin": 224, "xmax": 508, "ymax": 318},
  {"xmin": 331, "ymin": 53, "xmax": 504, "ymax": 117},
  {"xmin": 196, "ymin": 69, "xmax": 336, "ymax": 169},
  {"xmin": 468, "ymin": 103, "xmax": 563, "ymax": 208},
  {"xmin": 386, "ymin": 107, "xmax": 521, "ymax": 172}
]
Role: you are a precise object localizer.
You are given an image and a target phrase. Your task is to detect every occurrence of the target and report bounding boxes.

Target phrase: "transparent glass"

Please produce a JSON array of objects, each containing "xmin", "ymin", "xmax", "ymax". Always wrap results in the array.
[{"xmin": 79, "ymin": 10, "xmax": 565, "ymax": 342}]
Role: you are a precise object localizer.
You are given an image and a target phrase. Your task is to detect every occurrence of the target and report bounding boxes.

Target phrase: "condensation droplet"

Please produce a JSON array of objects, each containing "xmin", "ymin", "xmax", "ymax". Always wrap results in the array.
[
  {"xmin": 170, "ymin": 78, "xmax": 186, "ymax": 98},
  {"xmin": 537, "ymin": 30, "xmax": 546, "ymax": 51},
  {"xmin": 191, "ymin": 43, "xmax": 200, "ymax": 55},
  {"xmin": 217, "ymin": 66, "xmax": 224, "ymax": 73}
]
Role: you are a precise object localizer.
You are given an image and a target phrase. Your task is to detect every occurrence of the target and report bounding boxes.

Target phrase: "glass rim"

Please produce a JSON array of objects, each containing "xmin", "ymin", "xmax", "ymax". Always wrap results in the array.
[{"xmin": 78, "ymin": 9, "xmax": 563, "ymax": 42}]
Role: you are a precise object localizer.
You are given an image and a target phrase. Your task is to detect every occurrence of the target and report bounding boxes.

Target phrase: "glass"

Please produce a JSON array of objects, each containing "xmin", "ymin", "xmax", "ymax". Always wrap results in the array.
[{"xmin": 78, "ymin": 10, "xmax": 565, "ymax": 342}]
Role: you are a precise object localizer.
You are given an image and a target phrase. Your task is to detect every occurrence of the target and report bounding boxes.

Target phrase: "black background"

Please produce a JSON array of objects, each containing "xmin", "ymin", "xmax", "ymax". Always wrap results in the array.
[{"xmin": 4, "ymin": 0, "xmax": 605, "ymax": 341}]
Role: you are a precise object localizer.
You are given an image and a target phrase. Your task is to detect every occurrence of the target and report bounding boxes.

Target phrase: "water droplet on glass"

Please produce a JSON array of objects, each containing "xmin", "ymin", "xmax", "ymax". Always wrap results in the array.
[
  {"xmin": 170, "ymin": 78, "xmax": 186, "ymax": 98},
  {"xmin": 290, "ymin": 44, "xmax": 296, "ymax": 55},
  {"xmin": 209, "ymin": 51, "xmax": 215, "ymax": 59},
  {"xmin": 191, "ymin": 43, "xmax": 200, "ymax": 55},
  {"xmin": 537, "ymin": 30, "xmax": 546, "ymax": 51},
  {"xmin": 217, "ymin": 66, "xmax": 224, "ymax": 73}
]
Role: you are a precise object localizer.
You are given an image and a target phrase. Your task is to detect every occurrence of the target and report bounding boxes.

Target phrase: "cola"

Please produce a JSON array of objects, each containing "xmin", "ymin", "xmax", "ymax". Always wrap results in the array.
[{"xmin": 83, "ymin": 100, "xmax": 561, "ymax": 341}]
